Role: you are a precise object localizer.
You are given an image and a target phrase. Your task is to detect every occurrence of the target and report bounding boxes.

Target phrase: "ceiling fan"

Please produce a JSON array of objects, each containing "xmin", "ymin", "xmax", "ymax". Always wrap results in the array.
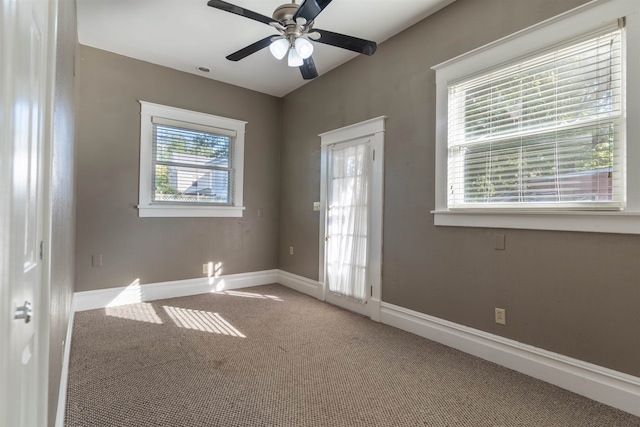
[{"xmin": 206, "ymin": 0, "xmax": 378, "ymax": 80}]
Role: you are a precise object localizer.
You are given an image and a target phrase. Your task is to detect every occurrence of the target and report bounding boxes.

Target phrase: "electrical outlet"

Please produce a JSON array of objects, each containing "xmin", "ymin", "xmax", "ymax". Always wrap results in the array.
[
  {"xmin": 289, "ymin": 246, "xmax": 294, "ymax": 255},
  {"xmin": 203, "ymin": 263, "xmax": 208, "ymax": 275},
  {"xmin": 495, "ymin": 308, "xmax": 506, "ymax": 325}
]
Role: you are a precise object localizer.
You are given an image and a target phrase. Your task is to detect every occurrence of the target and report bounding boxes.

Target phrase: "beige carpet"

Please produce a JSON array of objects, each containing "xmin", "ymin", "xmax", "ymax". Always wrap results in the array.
[{"xmin": 66, "ymin": 284, "xmax": 640, "ymax": 426}]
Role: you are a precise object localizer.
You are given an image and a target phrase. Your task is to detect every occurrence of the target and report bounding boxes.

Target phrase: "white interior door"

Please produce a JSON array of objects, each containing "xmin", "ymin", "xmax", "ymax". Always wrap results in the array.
[
  {"xmin": 325, "ymin": 138, "xmax": 372, "ymax": 316},
  {"xmin": 1, "ymin": 0, "xmax": 52, "ymax": 424}
]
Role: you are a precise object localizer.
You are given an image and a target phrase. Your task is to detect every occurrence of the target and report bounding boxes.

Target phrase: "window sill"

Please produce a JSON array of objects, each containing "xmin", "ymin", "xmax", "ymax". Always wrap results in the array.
[
  {"xmin": 137, "ymin": 204, "xmax": 245, "ymax": 218},
  {"xmin": 432, "ymin": 210, "xmax": 640, "ymax": 234}
]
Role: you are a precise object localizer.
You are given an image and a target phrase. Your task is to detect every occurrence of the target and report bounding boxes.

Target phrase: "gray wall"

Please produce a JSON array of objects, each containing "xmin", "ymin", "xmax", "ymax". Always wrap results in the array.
[
  {"xmin": 75, "ymin": 46, "xmax": 281, "ymax": 292},
  {"xmin": 279, "ymin": 0, "xmax": 640, "ymax": 376},
  {"xmin": 48, "ymin": 0, "xmax": 77, "ymax": 425}
]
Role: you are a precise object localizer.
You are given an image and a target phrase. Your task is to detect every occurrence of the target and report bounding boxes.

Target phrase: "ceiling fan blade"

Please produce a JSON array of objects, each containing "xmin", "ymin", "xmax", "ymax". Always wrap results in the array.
[
  {"xmin": 299, "ymin": 56, "xmax": 318, "ymax": 80},
  {"xmin": 207, "ymin": 0, "xmax": 276, "ymax": 26},
  {"xmin": 293, "ymin": 0, "xmax": 333, "ymax": 23},
  {"xmin": 313, "ymin": 29, "xmax": 377, "ymax": 56},
  {"xmin": 226, "ymin": 36, "xmax": 274, "ymax": 61}
]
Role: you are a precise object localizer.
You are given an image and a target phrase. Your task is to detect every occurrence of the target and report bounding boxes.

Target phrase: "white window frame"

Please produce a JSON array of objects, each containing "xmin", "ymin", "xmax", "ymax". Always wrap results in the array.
[
  {"xmin": 137, "ymin": 101, "xmax": 246, "ymax": 217},
  {"xmin": 432, "ymin": 0, "xmax": 640, "ymax": 234}
]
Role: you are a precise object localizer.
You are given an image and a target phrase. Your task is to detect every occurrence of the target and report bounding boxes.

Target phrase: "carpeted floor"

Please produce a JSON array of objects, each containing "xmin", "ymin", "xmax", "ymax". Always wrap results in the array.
[{"xmin": 66, "ymin": 284, "xmax": 640, "ymax": 426}]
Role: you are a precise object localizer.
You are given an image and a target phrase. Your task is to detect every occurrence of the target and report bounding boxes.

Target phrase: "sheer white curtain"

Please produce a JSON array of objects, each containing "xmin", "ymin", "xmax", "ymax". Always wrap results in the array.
[{"xmin": 327, "ymin": 141, "xmax": 370, "ymax": 302}]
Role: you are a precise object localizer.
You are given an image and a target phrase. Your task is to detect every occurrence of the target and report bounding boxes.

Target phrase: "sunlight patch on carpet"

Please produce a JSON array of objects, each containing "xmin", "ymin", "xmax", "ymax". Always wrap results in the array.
[
  {"xmin": 163, "ymin": 306, "xmax": 246, "ymax": 337},
  {"xmin": 105, "ymin": 302, "xmax": 163, "ymax": 324},
  {"xmin": 211, "ymin": 290, "xmax": 284, "ymax": 301}
]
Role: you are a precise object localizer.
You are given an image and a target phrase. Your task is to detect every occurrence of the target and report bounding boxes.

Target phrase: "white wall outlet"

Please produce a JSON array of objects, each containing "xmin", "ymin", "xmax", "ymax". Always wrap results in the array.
[
  {"xmin": 495, "ymin": 308, "xmax": 506, "ymax": 325},
  {"xmin": 203, "ymin": 263, "xmax": 208, "ymax": 275},
  {"xmin": 289, "ymin": 246, "xmax": 294, "ymax": 255},
  {"xmin": 313, "ymin": 202, "xmax": 320, "ymax": 211}
]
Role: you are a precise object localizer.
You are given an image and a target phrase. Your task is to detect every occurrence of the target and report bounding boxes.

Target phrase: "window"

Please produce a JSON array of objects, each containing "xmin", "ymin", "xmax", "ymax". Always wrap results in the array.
[
  {"xmin": 137, "ymin": 102, "xmax": 246, "ymax": 217},
  {"xmin": 433, "ymin": 0, "xmax": 640, "ymax": 234},
  {"xmin": 449, "ymin": 29, "xmax": 622, "ymax": 209}
]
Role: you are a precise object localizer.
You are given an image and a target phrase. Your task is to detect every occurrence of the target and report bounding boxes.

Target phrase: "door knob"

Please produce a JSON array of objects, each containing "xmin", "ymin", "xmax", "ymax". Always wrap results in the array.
[{"xmin": 15, "ymin": 301, "xmax": 32, "ymax": 323}]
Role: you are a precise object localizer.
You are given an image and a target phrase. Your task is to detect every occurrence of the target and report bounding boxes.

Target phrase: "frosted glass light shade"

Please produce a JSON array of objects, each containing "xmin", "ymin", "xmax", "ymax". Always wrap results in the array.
[
  {"xmin": 269, "ymin": 38, "xmax": 289, "ymax": 60},
  {"xmin": 288, "ymin": 48, "xmax": 303, "ymax": 67},
  {"xmin": 294, "ymin": 38, "xmax": 314, "ymax": 59}
]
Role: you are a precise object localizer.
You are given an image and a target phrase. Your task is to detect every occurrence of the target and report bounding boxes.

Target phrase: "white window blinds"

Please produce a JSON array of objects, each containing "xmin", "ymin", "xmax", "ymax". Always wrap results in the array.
[
  {"xmin": 447, "ymin": 26, "xmax": 624, "ymax": 210},
  {"xmin": 151, "ymin": 118, "xmax": 234, "ymax": 205}
]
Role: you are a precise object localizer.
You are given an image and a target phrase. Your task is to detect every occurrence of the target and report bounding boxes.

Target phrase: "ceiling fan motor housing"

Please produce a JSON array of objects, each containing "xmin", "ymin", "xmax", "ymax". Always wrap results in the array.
[
  {"xmin": 273, "ymin": 3, "xmax": 299, "ymax": 24},
  {"xmin": 273, "ymin": 3, "xmax": 312, "ymax": 42}
]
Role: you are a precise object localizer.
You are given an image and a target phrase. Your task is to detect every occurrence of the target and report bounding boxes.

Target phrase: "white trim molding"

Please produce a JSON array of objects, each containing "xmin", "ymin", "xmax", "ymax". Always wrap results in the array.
[
  {"xmin": 55, "ymin": 308, "xmax": 75, "ymax": 427},
  {"xmin": 380, "ymin": 302, "xmax": 640, "ymax": 417},
  {"xmin": 73, "ymin": 270, "xmax": 323, "ymax": 313},
  {"xmin": 433, "ymin": 210, "xmax": 640, "ymax": 234},
  {"xmin": 74, "ymin": 270, "xmax": 278, "ymax": 312},
  {"xmin": 277, "ymin": 270, "xmax": 323, "ymax": 300},
  {"xmin": 136, "ymin": 204, "xmax": 245, "ymax": 218},
  {"xmin": 276, "ymin": 270, "xmax": 381, "ymax": 321},
  {"xmin": 318, "ymin": 116, "xmax": 386, "ymax": 146}
]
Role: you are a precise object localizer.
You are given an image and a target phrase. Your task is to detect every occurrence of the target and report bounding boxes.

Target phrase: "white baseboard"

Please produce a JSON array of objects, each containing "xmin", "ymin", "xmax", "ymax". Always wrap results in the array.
[
  {"xmin": 369, "ymin": 298, "xmax": 381, "ymax": 322},
  {"xmin": 276, "ymin": 270, "xmax": 322, "ymax": 300},
  {"xmin": 74, "ymin": 269, "xmax": 279, "ymax": 312},
  {"xmin": 55, "ymin": 306, "xmax": 75, "ymax": 427},
  {"xmin": 277, "ymin": 271, "xmax": 386, "ymax": 321},
  {"xmin": 380, "ymin": 302, "xmax": 640, "ymax": 417}
]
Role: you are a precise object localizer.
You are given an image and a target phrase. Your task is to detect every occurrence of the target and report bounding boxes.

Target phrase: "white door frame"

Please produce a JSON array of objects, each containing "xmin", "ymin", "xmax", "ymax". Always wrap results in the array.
[{"xmin": 319, "ymin": 117, "xmax": 385, "ymax": 321}]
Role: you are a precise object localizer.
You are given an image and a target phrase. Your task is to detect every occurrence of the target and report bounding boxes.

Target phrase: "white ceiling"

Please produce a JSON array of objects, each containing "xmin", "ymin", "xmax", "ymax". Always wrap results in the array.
[{"xmin": 76, "ymin": 0, "xmax": 454, "ymax": 97}]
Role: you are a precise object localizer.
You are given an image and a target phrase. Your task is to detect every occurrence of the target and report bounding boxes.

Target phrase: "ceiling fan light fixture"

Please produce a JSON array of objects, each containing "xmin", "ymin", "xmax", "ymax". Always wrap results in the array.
[
  {"xmin": 208, "ymin": 0, "xmax": 378, "ymax": 80},
  {"xmin": 287, "ymin": 47, "xmax": 304, "ymax": 67},
  {"xmin": 294, "ymin": 37, "xmax": 314, "ymax": 59},
  {"xmin": 269, "ymin": 38, "xmax": 289, "ymax": 60}
]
